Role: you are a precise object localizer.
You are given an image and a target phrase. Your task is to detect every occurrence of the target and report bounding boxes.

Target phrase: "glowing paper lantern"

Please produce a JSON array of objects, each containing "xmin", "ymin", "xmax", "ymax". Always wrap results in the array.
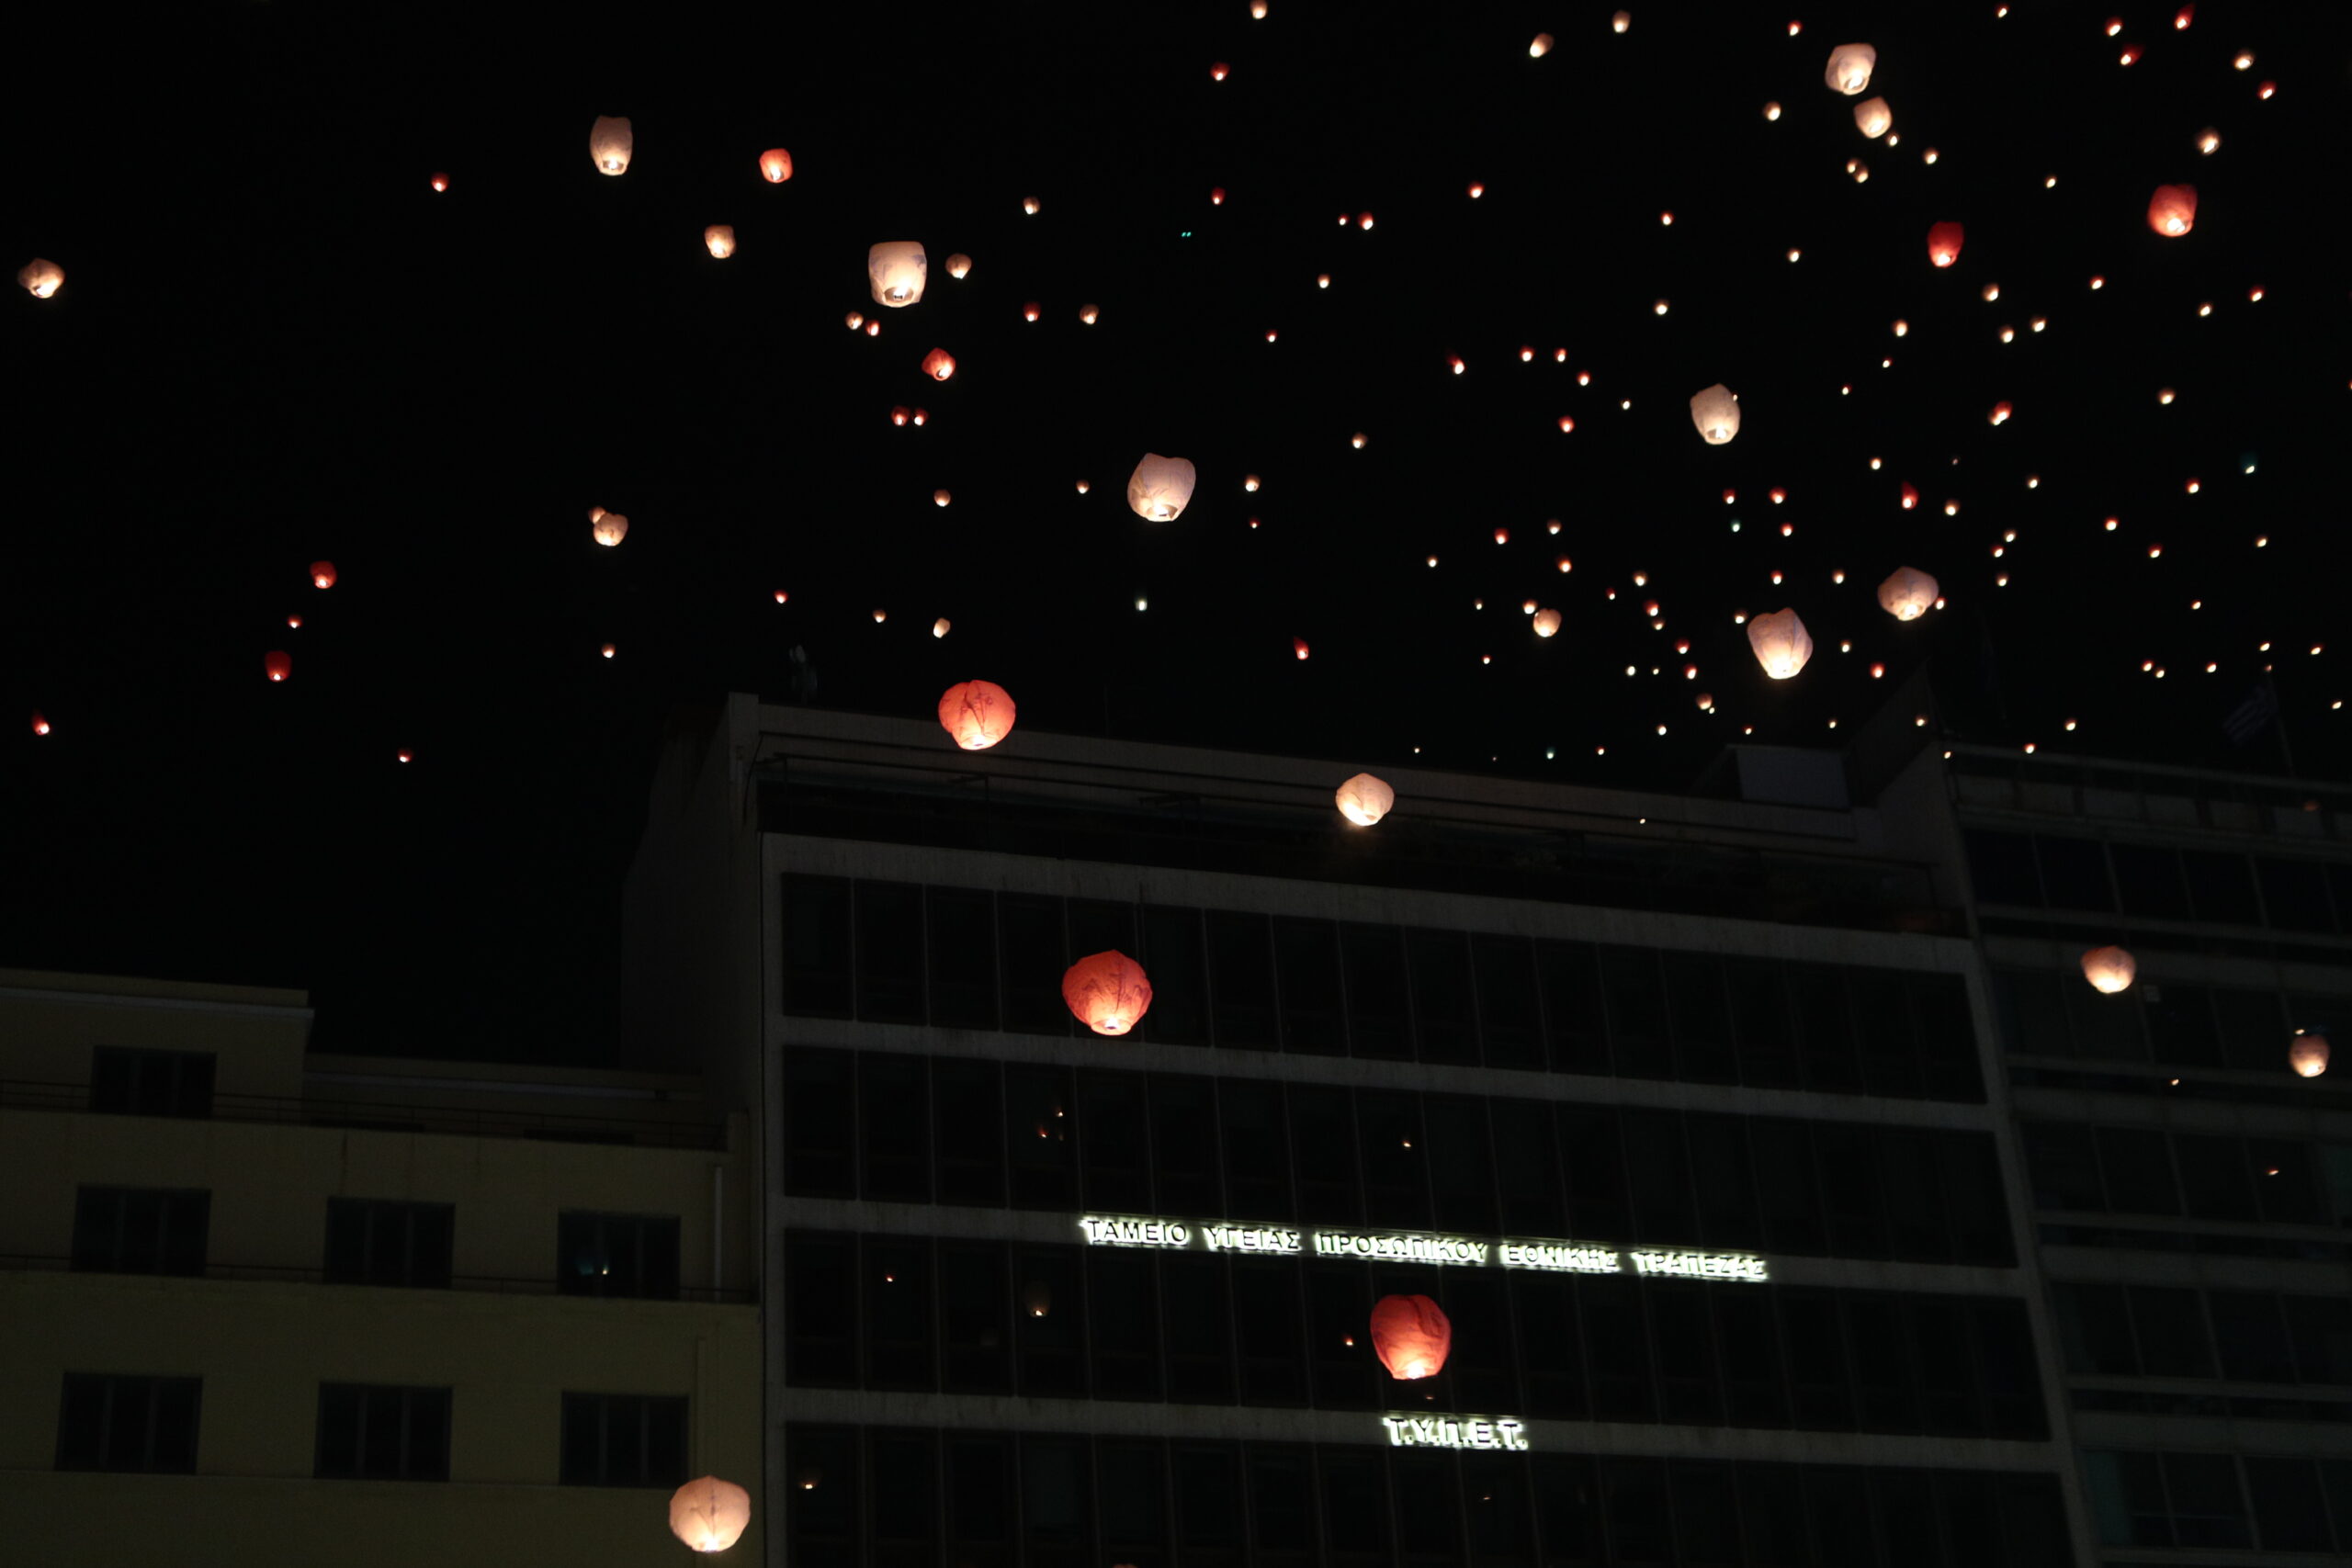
[
  {"xmin": 937, "ymin": 680, "xmax": 1016, "ymax": 750},
  {"xmin": 2081, "ymin": 945, "xmax": 2136, "ymax": 994},
  {"xmin": 869, "ymin": 242, "xmax": 928, "ymax": 307},
  {"xmin": 704, "ymin": 225, "xmax": 736, "ymax": 258},
  {"xmin": 1532, "ymin": 608, "xmax": 1562, "ymax": 637},
  {"xmin": 591, "ymin": 507, "xmax": 628, "ymax": 547},
  {"xmin": 2146, "ymin": 185, "xmax": 2197, "ymax": 237},
  {"xmin": 310, "ymin": 561, "xmax": 337, "ymax": 590},
  {"xmin": 759, "ymin": 149, "xmax": 793, "ymax": 183},
  {"xmin": 1334, "ymin": 773, "xmax": 1395, "ymax": 827},
  {"xmin": 1689, "ymin": 384, "xmax": 1741, "ymax": 446},
  {"xmin": 1927, "ymin": 222, "xmax": 1965, "ymax": 267},
  {"xmin": 921, "ymin": 348, "xmax": 956, "ymax": 381},
  {"xmin": 669, "ymin": 1476, "xmax": 752, "ymax": 1554},
  {"xmin": 932, "ymin": 618, "xmax": 950, "ymax": 638},
  {"xmin": 1063, "ymin": 951, "xmax": 1153, "ymax": 1036},
  {"xmin": 429, "ymin": 172, "xmax": 449, "ymax": 193},
  {"xmin": 1529, "ymin": 33, "xmax": 1554, "ymax": 57},
  {"xmin": 1611, "ymin": 10, "xmax": 1630, "ymax": 30},
  {"xmin": 2289, "ymin": 1032, "xmax": 2329, "ymax": 1078},
  {"xmin": 1126, "ymin": 454, "xmax": 1197, "ymax": 521},
  {"xmin": 1877, "ymin": 567, "xmax": 1938, "ymax": 621},
  {"xmin": 264, "ymin": 650, "xmax": 293, "ymax": 682},
  {"xmin": 1747, "ymin": 608, "xmax": 1812, "ymax": 679},
  {"xmin": 945, "ymin": 254, "xmax": 972, "ymax": 279},
  {"xmin": 1825, "ymin": 42, "xmax": 1877, "ymax": 94},
  {"xmin": 1854, "ymin": 96, "xmax": 1892, "ymax": 137},
  {"xmin": 1292, "ymin": 637, "xmax": 1310, "ymax": 660},
  {"xmin": 17, "ymin": 258, "xmax": 63, "ymax": 299},
  {"xmin": 1370, "ymin": 1294, "xmax": 1452, "ymax": 1380},
  {"xmin": 589, "ymin": 116, "xmax": 633, "ymax": 175}
]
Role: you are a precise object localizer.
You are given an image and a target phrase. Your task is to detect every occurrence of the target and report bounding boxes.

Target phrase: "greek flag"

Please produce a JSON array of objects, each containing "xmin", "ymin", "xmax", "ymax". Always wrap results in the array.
[{"xmin": 2222, "ymin": 681, "xmax": 2278, "ymax": 745}]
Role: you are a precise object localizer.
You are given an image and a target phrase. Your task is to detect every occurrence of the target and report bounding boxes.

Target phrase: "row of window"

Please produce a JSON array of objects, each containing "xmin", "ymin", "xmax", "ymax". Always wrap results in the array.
[
  {"xmin": 1994, "ymin": 968, "xmax": 2347, "ymax": 1078},
  {"xmin": 785, "ymin": 1050, "xmax": 2017, "ymax": 1266},
  {"xmin": 782, "ymin": 1424, "xmax": 2073, "ymax": 1568},
  {"xmin": 54, "ymin": 1374, "xmax": 686, "ymax": 1486},
  {"xmin": 86, "ymin": 1046, "xmax": 217, "ymax": 1118},
  {"xmin": 2084, "ymin": 1449, "xmax": 2352, "ymax": 1552},
  {"xmin": 781, "ymin": 876, "xmax": 1986, "ymax": 1100},
  {"xmin": 67, "ymin": 1190, "xmax": 684, "ymax": 1298},
  {"xmin": 2050, "ymin": 1280, "xmax": 2352, "ymax": 1387},
  {"xmin": 1965, "ymin": 828, "xmax": 2352, "ymax": 935},
  {"xmin": 784, "ymin": 1233, "xmax": 2048, "ymax": 1438},
  {"xmin": 2019, "ymin": 1122, "xmax": 2352, "ymax": 1229}
]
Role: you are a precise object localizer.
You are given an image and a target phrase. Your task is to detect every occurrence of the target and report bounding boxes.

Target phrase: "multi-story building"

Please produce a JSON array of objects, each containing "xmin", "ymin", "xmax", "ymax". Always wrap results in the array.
[
  {"xmin": 0, "ymin": 967, "xmax": 761, "ymax": 1565},
  {"xmin": 623, "ymin": 693, "xmax": 2092, "ymax": 1567},
  {"xmin": 1948, "ymin": 745, "xmax": 2352, "ymax": 1562}
]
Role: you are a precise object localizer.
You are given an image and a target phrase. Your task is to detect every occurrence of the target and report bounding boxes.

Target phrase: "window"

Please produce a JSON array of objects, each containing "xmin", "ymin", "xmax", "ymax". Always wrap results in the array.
[
  {"xmin": 1272, "ymin": 919, "xmax": 1344, "ymax": 1055},
  {"xmin": 55, "ymin": 1374, "xmax": 200, "ymax": 1472},
  {"xmin": 2256, "ymin": 857, "xmax": 2335, "ymax": 933},
  {"xmin": 2035, "ymin": 836, "xmax": 2113, "ymax": 912},
  {"xmin": 71, "ymin": 1187, "xmax": 209, "ymax": 1275},
  {"xmin": 861, "ymin": 1054, "xmax": 932, "ymax": 1201},
  {"xmin": 2181, "ymin": 850, "xmax": 2260, "ymax": 925},
  {"xmin": 556, "ymin": 1212, "xmax": 679, "ymax": 1299},
  {"xmin": 1340, "ymin": 922, "xmax": 1410, "ymax": 1061},
  {"xmin": 780, "ymin": 874, "xmax": 853, "ymax": 1016},
  {"xmin": 785, "ymin": 1047, "xmax": 854, "ymax": 1197},
  {"xmin": 88, "ymin": 1047, "xmax": 215, "ymax": 1117},
  {"xmin": 314, "ymin": 1383, "xmax": 450, "ymax": 1480},
  {"xmin": 1966, "ymin": 829, "xmax": 2041, "ymax": 906},
  {"xmin": 324, "ymin": 1199, "xmax": 453, "ymax": 1288},
  {"xmin": 854, "ymin": 881, "xmax": 926, "ymax": 1023},
  {"xmin": 926, "ymin": 886, "xmax": 999, "ymax": 1029},
  {"xmin": 2110, "ymin": 842, "xmax": 2190, "ymax": 920},
  {"xmin": 560, "ymin": 1393, "xmax": 687, "ymax": 1487},
  {"xmin": 1205, "ymin": 911, "xmax": 1278, "ymax": 1049},
  {"xmin": 1141, "ymin": 907, "xmax": 1210, "ymax": 1046}
]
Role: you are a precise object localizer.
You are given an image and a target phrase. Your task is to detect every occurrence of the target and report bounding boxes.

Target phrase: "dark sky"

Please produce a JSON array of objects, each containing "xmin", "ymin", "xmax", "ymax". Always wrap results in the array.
[{"xmin": 6, "ymin": 3, "xmax": 2346, "ymax": 1061}]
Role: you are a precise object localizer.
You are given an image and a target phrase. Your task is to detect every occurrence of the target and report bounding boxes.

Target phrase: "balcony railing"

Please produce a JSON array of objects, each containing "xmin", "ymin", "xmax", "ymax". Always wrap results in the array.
[
  {"xmin": 0, "ymin": 1079, "xmax": 729, "ymax": 1151},
  {"xmin": 0, "ymin": 1253, "xmax": 752, "ymax": 1304}
]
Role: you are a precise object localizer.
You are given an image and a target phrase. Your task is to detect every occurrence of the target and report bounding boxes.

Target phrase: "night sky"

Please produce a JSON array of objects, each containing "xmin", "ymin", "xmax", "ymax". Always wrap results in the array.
[{"xmin": 6, "ymin": 3, "xmax": 2346, "ymax": 1062}]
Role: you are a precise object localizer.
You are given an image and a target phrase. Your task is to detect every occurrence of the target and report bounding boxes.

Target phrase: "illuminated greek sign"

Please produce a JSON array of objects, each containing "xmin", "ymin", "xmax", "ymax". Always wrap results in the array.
[
  {"xmin": 1381, "ymin": 1414, "xmax": 1530, "ymax": 1451},
  {"xmin": 1078, "ymin": 1215, "xmax": 1766, "ymax": 1283}
]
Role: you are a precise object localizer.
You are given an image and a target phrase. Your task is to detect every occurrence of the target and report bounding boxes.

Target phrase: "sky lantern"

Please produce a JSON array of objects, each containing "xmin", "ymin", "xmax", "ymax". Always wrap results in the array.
[
  {"xmin": 1079, "ymin": 303, "xmax": 1100, "ymax": 325},
  {"xmin": 932, "ymin": 618, "xmax": 950, "ymax": 638},
  {"xmin": 1334, "ymin": 773, "xmax": 1395, "ymax": 827},
  {"xmin": 704, "ymin": 225, "xmax": 736, "ymax": 258},
  {"xmin": 32, "ymin": 711, "xmax": 52, "ymax": 736},
  {"xmin": 1532, "ymin": 608, "xmax": 1562, "ymax": 637},
  {"xmin": 2289, "ymin": 1032, "xmax": 2329, "ymax": 1078},
  {"xmin": 1854, "ymin": 96, "xmax": 1892, "ymax": 138},
  {"xmin": 1062, "ymin": 951, "xmax": 1153, "ymax": 1036},
  {"xmin": 669, "ymin": 1476, "xmax": 752, "ymax": 1554},
  {"xmin": 1927, "ymin": 222, "xmax": 1965, "ymax": 266},
  {"xmin": 1877, "ymin": 567, "xmax": 1939, "ymax": 620},
  {"xmin": 1370, "ymin": 1294, "xmax": 1452, "ymax": 1380},
  {"xmin": 1825, "ymin": 42, "xmax": 1876, "ymax": 93},
  {"xmin": 759, "ymin": 148, "xmax": 793, "ymax": 182},
  {"xmin": 921, "ymin": 347, "xmax": 956, "ymax": 380},
  {"xmin": 264, "ymin": 650, "xmax": 293, "ymax": 682},
  {"xmin": 1689, "ymin": 384, "xmax": 1741, "ymax": 445},
  {"xmin": 589, "ymin": 115, "xmax": 633, "ymax": 175},
  {"xmin": 2146, "ymin": 185, "xmax": 2197, "ymax": 236},
  {"xmin": 429, "ymin": 172, "xmax": 449, "ymax": 193},
  {"xmin": 2081, "ymin": 945, "xmax": 2137, "ymax": 994},
  {"xmin": 869, "ymin": 242, "xmax": 928, "ymax": 307},
  {"xmin": 1529, "ymin": 33, "xmax": 1554, "ymax": 57},
  {"xmin": 945, "ymin": 254, "xmax": 972, "ymax": 279},
  {"xmin": 591, "ymin": 507, "xmax": 628, "ymax": 546},
  {"xmin": 1292, "ymin": 637, "xmax": 1310, "ymax": 660},
  {"xmin": 1611, "ymin": 10, "xmax": 1631, "ymax": 31},
  {"xmin": 1747, "ymin": 609, "xmax": 1812, "ymax": 679},
  {"xmin": 17, "ymin": 258, "xmax": 63, "ymax": 299},
  {"xmin": 937, "ymin": 680, "xmax": 1016, "ymax": 750},
  {"xmin": 1126, "ymin": 454, "xmax": 1197, "ymax": 521}
]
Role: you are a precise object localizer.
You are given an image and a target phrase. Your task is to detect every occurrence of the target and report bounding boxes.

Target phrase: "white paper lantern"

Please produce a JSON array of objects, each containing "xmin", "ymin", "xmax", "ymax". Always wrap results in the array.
[
  {"xmin": 1126, "ymin": 454, "xmax": 1197, "ymax": 522},
  {"xmin": 1532, "ymin": 608, "xmax": 1563, "ymax": 638},
  {"xmin": 2289, "ymin": 1032, "xmax": 2330, "ymax": 1078},
  {"xmin": 17, "ymin": 257, "xmax": 64, "ymax": 299},
  {"xmin": 1876, "ymin": 567, "xmax": 1938, "ymax": 621},
  {"xmin": 1825, "ymin": 43, "xmax": 1876, "ymax": 94},
  {"xmin": 868, "ymin": 242, "xmax": 928, "ymax": 308},
  {"xmin": 1335, "ymin": 773, "xmax": 1396, "ymax": 827},
  {"xmin": 704, "ymin": 224, "xmax": 736, "ymax": 258},
  {"xmin": 2080, "ymin": 945, "xmax": 2136, "ymax": 995},
  {"xmin": 1854, "ymin": 96, "xmax": 1892, "ymax": 138},
  {"xmin": 669, "ymin": 1476, "xmax": 752, "ymax": 1553},
  {"xmin": 1690, "ymin": 384, "xmax": 1741, "ymax": 446},
  {"xmin": 1747, "ymin": 608, "xmax": 1812, "ymax": 679},
  {"xmin": 590, "ymin": 116, "xmax": 633, "ymax": 175}
]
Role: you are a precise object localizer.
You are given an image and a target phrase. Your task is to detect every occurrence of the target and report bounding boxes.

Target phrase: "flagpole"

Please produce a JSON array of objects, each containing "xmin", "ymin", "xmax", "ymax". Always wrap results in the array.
[{"xmin": 2267, "ymin": 670, "xmax": 2298, "ymax": 779}]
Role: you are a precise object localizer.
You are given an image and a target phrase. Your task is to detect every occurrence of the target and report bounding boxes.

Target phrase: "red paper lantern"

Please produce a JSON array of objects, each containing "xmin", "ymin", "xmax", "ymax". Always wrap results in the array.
[
  {"xmin": 1292, "ymin": 637, "xmax": 1310, "ymax": 660},
  {"xmin": 2146, "ymin": 184, "xmax": 2197, "ymax": 237},
  {"xmin": 1926, "ymin": 221, "xmax": 1965, "ymax": 267},
  {"xmin": 1062, "ymin": 950, "xmax": 1153, "ymax": 1036},
  {"xmin": 311, "ymin": 561, "xmax": 337, "ymax": 589},
  {"xmin": 31, "ymin": 711, "xmax": 51, "ymax": 736},
  {"xmin": 922, "ymin": 347, "xmax": 956, "ymax": 381},
  {"xmin": 759, "ymin": 148, "xmax": 794, "ymax": 183},
  {"xmin": 937, "ymin": 680, "xmax": 1016, "ymax": 750},
  {"xmin": 1371, "ymin": 1294, "xmax": 1453, "ymax": 1380},
  {"xmin": 428, "ymin": 172, "xmax": 449, "ymax": 193},
  {"xmin": 264, "ymin": 650, "xmax": 293, "ymax": 682}
]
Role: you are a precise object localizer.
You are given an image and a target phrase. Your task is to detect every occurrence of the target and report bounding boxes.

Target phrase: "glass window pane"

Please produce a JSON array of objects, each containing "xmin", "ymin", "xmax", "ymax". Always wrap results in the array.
[
  {"xmin": 999, "ymin": 894, "xmax": 1068, "ymax": 1035},
  {"xmin": 1471, "ymin": 934, "xmax": 1543, "ymax": 1070},
  {"xmin": 1408, "ymin": 929, "xmax": 1477, "ymax": 1066},
  {"xmin": 1340, "ymin": 924, "xmax": 1411, "ymax": 1061},
  {"xmin": 1207, "ymin": 911, "xmax": 1279, "ymax": 1049},
  {"xmin": 2035, "ymin": 837, "xmax": 2113, "ymax": 912},
  {"xmin": 1141, "ymin": 908, "xmax": 1209, "ymax": 1045},
  {"xmin": 1274, "ymin": 919, "xmax": 1345, "ymax": 1055},
  {"xmin": 854, "ymin": 882, "xmax": 926, "ymax": 1023}
]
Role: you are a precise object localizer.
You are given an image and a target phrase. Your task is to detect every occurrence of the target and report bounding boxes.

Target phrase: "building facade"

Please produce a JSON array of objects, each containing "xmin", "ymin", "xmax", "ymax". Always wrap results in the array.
[
  {"xmin": 624, "ymin": 695, "xmax": 2107, "ymax": 1567},
  {"xmin": 1950, "ymin": 745, "xmax": 2352, "ymax": 1562},
  {"xmin": 0, "ymin": 969, "xmax": 761, "ymax": 1565}
]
